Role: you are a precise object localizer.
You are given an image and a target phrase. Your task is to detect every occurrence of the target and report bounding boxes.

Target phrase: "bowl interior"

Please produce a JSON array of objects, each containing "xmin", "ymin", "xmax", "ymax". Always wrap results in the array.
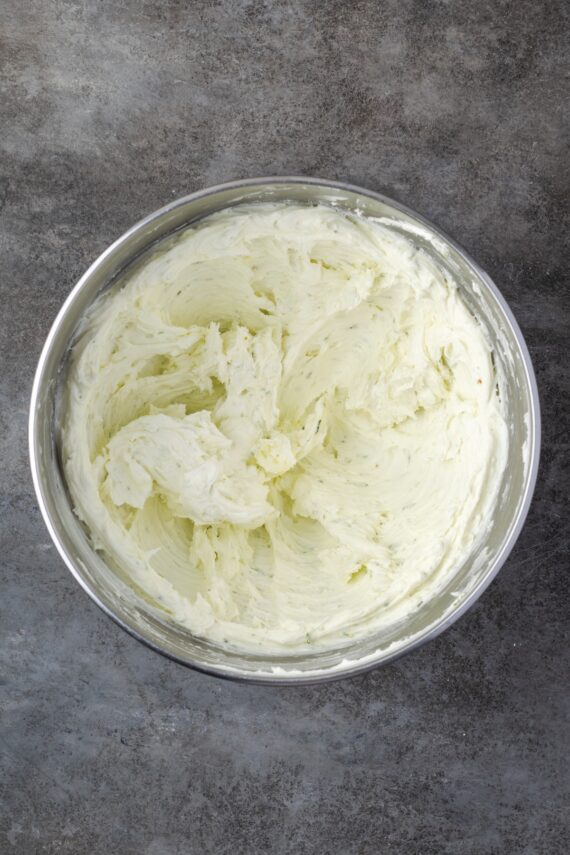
[{"xmin": 30, "ymin": 179, "xmax": 539, "ymax": 682}]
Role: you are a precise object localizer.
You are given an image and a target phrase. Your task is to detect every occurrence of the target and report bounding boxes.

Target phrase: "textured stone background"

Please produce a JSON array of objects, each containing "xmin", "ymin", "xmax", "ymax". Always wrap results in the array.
[{"xmin": 1, "ymin": 1, "xmax": 568, "ymax": 853}]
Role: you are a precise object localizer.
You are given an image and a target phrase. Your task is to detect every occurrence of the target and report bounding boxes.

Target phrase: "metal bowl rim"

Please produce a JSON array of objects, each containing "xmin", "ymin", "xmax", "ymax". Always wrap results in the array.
[{"xmin": 29, "ymin": 175, "xmax": 541, "ymax": 684}]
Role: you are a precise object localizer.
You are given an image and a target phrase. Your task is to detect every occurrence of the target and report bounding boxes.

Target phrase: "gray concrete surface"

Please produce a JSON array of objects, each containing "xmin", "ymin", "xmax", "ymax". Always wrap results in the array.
[{"xmin": 1, "ymin": 1, "xmax": 569, "ymax": 852}]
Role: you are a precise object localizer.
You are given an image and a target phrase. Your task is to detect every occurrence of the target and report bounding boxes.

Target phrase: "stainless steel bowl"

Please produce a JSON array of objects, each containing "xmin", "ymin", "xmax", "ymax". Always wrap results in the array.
[{"xmin": 29, "ymin": 177, "xmax": 540, "ymax": 683}]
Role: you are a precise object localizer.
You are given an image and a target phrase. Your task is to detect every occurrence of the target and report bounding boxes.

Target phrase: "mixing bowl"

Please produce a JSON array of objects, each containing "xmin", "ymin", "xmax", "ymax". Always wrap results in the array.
[{"xmin": 29, "ymin": 177, "xmax": 540, "ymax": 683}]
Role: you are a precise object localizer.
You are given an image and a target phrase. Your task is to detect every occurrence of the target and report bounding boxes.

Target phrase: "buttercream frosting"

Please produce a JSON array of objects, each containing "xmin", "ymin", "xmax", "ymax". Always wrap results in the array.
[{"xmin": 62, "ymin": 204, "xmax": 508, "ymax": 651}]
